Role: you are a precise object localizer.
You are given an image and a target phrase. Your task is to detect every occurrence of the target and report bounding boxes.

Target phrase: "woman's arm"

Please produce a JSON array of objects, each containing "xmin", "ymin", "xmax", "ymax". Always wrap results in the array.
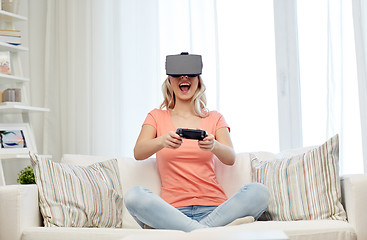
[
  {"xmin": 198, "ymin": 127, "xmax": 235, "ymax": 165},
  {"xmin": 134, "ymin": 124, "xmax": 183, "ymax": 160}
]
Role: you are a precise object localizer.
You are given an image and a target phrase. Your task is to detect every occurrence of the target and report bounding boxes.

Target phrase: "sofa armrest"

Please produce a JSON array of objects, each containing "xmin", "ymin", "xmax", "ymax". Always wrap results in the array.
[
  {"xmin": 340, "ymin": 174, "xmax": 367, "ymax": 240},
  {"xmin": 0, "ymin": 185, "xmax": 42, "ymax": 240}
]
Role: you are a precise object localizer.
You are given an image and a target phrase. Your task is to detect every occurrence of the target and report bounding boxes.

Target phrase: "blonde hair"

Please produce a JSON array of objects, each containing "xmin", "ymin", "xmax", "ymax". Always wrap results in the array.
[{"xmin": 160, "ymin": 75, "xmax": 209, "ymax": 117}]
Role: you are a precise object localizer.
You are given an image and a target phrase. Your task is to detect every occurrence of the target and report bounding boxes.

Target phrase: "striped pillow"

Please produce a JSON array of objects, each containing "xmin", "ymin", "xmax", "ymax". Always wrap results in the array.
[
  {"xmin": 30, "ymin": 153, "xmax": 123, "ymax": 227},
  {"xmin": 251, "ymin": 134, "xmax": 346, "ymax": 221}
]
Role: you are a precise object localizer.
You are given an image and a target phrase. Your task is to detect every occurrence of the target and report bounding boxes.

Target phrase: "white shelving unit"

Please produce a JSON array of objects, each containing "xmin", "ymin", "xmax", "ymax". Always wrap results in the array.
[{"xmin": 0, "ymin": 4, "xmax": 49, "ymax": 185}]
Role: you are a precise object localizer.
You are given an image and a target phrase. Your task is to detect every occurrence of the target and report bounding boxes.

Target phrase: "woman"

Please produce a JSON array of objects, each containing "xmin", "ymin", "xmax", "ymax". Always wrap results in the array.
[{"xmin": 124, "ymin": 53, "xmax": 269, "ymax": 232}]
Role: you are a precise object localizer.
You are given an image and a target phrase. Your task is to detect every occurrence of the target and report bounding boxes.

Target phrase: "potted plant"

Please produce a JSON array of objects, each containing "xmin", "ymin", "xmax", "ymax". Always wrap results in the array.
[{"xmin": 17, "ymin": 166, "xmax": 35, "ymax": 184}]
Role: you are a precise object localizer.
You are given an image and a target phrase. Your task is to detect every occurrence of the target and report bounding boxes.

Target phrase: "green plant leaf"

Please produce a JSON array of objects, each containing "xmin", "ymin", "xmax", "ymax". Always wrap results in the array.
[{"xmin": 17, "ymin": 165, "xmax": 35, "ymax": 184}]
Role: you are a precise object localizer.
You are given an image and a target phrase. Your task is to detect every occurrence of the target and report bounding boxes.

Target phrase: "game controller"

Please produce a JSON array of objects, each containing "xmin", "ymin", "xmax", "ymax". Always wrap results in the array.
[{"xmin": 176, "ymin": 128, "xmax": 207, "ymax": 140}]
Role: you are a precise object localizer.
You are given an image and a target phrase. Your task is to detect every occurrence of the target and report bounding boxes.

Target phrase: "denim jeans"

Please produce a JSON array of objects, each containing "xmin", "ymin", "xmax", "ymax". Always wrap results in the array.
[{"xmin": 124, "ymin": 183, "xmax": 269, "ymax": 232}]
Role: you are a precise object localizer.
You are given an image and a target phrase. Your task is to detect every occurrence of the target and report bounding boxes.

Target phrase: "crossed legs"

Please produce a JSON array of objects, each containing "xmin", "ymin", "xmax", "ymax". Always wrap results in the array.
[{"xmin": 124, "ymin": 183, "xmax": 269, "ymax": 232}]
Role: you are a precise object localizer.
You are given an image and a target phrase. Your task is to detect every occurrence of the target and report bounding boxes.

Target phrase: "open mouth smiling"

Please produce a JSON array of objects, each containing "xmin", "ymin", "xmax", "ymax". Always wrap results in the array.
[{"xmin": 179, "ymin": 82, "xmax": 191, "ymax": 92}]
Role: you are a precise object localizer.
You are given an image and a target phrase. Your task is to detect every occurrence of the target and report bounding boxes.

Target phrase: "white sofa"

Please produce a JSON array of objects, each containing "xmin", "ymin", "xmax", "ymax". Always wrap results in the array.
[{"xmin": 0, "ymin": 152, "xmax": 366, "ymax": 240}]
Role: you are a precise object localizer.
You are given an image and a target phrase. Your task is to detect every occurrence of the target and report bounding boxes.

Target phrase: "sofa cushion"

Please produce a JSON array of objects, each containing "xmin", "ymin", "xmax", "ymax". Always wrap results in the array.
[
  {"xmin": 214, "ymin": 152, "xmax": 252, "ymax": 198},
  {"xmin": 30, "ymin": 153, "xmax": 123, "ymax": 228},
  {"xmin": 251, "ymin": 135, "xmax": 346, "ymax": 221},
  {"xmin": 21, "ymin": 220, "xmax": 356, "ymax": 240},
  {"xmin": 21, "ymin": 227, "xmax": 185, "ymax": 240},
  {"xmin": 194, "ymin": 220, "xmax": 356, "ymax": 240},
  {"xmin": 61, "ymin": 154, "xmax": 161, "ymax": 229}
]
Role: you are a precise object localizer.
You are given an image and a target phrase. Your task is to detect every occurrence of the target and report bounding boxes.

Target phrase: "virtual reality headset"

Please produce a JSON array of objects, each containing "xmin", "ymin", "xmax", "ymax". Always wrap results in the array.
[{"xmin": 165, "ymin": 52, "xmax": 203, "ymax": 77}]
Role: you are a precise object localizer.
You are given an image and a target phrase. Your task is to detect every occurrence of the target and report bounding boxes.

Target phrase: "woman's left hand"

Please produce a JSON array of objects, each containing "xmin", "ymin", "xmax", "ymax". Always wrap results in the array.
[{"xmin": 198, "ymin": 134, "xmax": 216, "ymax": 152}]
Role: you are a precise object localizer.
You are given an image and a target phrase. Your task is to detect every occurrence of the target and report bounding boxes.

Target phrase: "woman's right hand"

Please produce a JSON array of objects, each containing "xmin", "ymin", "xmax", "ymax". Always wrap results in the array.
[
  {"xmin": 134, "ymin": 126, "xmax": 183, "ymax": 160},
  {"xmin": 161, "ymin": 131, "xmax": 183, "ymax": 149}
]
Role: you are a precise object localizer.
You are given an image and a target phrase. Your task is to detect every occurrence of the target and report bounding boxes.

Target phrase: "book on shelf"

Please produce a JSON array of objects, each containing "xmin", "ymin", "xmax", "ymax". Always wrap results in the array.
[
  {"xmin": 2, "ymin": 88, "xmax": 21, "ymax": 102},
  {"xmin": 0, "ymin": 30, "xmax": 21, "ymax": 45},
  {"xmin": 0, "ymin": 29, "xmax": 21, "ymax": 45},
  {"xmin": 0, "ymin": 30, "xmax": 21, "ymax": 37},
  {"xmin": 0, "ymin": 35, "xmax": 21, "ymax": 45},
  {"xmin": 0, "ymin": 51, "xmax": 11, "ymax": 74}
]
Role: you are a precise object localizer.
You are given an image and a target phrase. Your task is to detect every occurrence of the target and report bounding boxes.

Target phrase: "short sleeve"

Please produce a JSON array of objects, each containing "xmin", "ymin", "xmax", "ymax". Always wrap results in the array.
[
  {"xmin": 216, "ymin": 113, "xmax": 230, "ymax": 133},
  {"xmin": 206, "ymin": 111, "xmax": 230, "ymax": 133},
  {"xmin": 143, "ymin": 109, "xmax": 159, "ymax": 129},
  {"xmin": 216, "ymin": 113, "xmax": 230, "ymax": 132}
]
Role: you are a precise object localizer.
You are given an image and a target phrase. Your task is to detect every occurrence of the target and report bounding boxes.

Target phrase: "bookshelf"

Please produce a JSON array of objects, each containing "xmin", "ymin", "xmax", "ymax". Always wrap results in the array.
[
  {"xmin": 0, "ymin": 9, "xmax": 27, "ymax": 22},
  {"xmin": 0, "ymin": 2, "xmax": 49, "ymax": 185}
]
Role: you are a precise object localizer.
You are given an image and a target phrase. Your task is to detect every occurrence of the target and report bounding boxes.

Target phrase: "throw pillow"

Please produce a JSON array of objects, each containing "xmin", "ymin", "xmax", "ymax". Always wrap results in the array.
[
  {"xmin": 30, "ymin": 153, "xmax": 123, "ymax": 227},
  {"xmin": 251, "ymin": 134, "xmax": 346, "ymax": 221}
]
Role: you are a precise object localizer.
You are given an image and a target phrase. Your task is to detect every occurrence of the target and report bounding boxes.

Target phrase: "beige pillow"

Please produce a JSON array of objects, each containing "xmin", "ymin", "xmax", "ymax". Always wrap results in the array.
[
  {"xmin": 251, "ymin": 135, "xmax": 346, "ymax": 221},
  {"xmin": 30, "ymin": 153, "xmax": 123, "ymax": 227}
]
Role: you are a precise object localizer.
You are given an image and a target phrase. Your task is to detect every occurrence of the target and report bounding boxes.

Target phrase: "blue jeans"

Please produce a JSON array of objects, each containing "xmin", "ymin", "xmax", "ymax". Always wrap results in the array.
[{"xmin": 124, "ymin": 183, "xmax": 270, "ymax": 232}]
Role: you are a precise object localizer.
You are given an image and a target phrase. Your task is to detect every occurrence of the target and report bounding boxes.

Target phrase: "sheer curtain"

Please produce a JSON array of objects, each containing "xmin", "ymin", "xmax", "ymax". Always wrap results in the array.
[
  {"xmin": 297, "ymin": 0, "xmax": 364, "ymax": 174},
  {"xmin": 352, "ymin": 0, "xmax": 367, "ymax": 174},
  {"xmin": 43, "ymin": 0, "xmax": 162, "ymax": 160},
  {"xmin": 42, "ymin": 0, "xmax": 367, "ymax": 173},
  {"xmin": 43, "ymin": 0, "xmax": 94, "ymax": 161}
]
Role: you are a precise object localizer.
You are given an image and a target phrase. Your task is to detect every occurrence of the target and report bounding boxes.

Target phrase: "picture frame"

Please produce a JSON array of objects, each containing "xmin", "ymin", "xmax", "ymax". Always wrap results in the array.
[
  {"xmin": 0, "ymin": 123, "xmax": 36, "ymax": 156},
  {"xmin": 0, "ymin": 51, "xmax": 11, "ymax": 75}
]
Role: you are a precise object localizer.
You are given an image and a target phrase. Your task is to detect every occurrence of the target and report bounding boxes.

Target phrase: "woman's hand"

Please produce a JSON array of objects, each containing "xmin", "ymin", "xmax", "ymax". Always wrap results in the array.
[
  {"xmin": 134, "ymin": 125, "xmax": 183, "ymax": 160},
  {"xmin": 199, "ymin": 128, "xmax": 235, "ymax": 165},
  {"xmin": 198, "ymin": 134, "xmax": 216, "ymax": 152},
  {"xmin": 161, "ymin": 131, "xmax": 183, "ymax": 149}
]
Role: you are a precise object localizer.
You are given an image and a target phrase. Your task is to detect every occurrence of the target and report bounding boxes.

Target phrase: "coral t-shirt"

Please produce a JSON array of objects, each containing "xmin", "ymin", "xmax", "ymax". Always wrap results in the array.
[{"xmin": 143, "ymin": 108, "xmax": 229, "ymax": 207}]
